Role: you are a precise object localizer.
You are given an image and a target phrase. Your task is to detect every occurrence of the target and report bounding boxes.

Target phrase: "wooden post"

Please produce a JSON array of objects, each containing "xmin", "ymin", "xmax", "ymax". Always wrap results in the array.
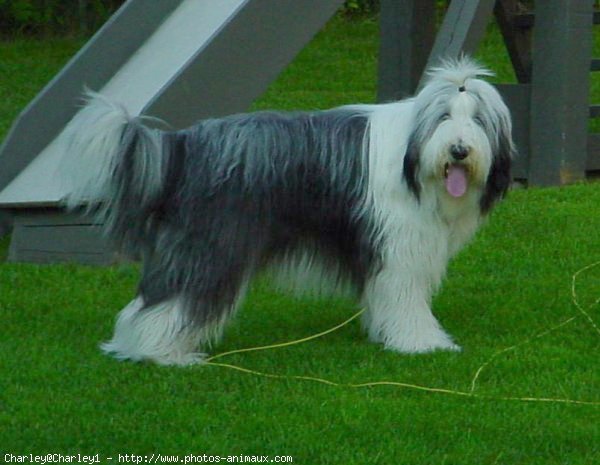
[
  {"xmin": 377, "ymin": 0, "xmax": 435, "ymax": 101},
  {"xmin": 494, "ymin": 0, "xmax": 533, "ymax": 83},
  {"xmin": 422, "ymin": 0, "xmax": 496, "ymax": 83},
  {"xmin": 528, "ymin": 1, "xmax": 594, "ymax": 185}
]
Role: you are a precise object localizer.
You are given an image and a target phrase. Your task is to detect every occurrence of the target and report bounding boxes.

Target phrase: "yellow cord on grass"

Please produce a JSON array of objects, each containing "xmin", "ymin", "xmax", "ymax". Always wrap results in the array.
[
  {"xmin": 204, "ymin": 262, "xmax": 600, "ymax": 407},
  {"xmin": 205, "ymin": 308, "xmax": 365, "ymax": 363}
]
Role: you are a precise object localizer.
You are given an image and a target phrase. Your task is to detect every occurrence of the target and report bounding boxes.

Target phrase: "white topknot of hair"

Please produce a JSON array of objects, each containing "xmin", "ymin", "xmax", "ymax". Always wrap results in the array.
[{"xmin": 425, "ymin": 56, "xmax": 494, "ymax": 86}]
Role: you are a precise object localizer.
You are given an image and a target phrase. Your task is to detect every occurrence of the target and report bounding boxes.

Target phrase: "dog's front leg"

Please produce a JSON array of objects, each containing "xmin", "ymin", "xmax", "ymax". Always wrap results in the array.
[{"xmin": 361, "ymin": 247, "xmax": 461, "ymax": 354}]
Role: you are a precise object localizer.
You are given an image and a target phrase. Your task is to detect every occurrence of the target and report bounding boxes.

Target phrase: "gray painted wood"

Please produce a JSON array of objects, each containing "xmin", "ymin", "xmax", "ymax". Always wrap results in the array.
[
  {"xmin": 496, "ymin": 84, "xmax": 531, "ymax": 180},
  {"xmin": 145, "ymin": 0, "xmax": 344, "ymax": 126},
  {"xmin": 528, "ymin": 1, "xmax": 594, "ymax": 186},
  {"xmin": 589, "ymin": 105, "xmax": 600, "ymax": 118},
  {"xmin": 377, "ymin": 0, "xmax": 435, "ymax": 102},
  {"xmin": 0, "ymin": 0, "xmax": 249, "ymax": 208},
  {"xmin": 0, "ymin": 0, "xmax": 181, "ymax": 197},
  {"xmin": 494, "ymin": 0, "xmax": 533, "ymax": 83},
  {"xmin": 0, "ymin": 0, "xmax": 346, "ymax": 264},
  {"xmin": 422, "ymin": 0, "xmax": 496, "ymax": 86},
  {"xmin": 8, "ymin": 210, "xmax": 115, "ymax": 265},
  {"xmin": 0, "ymin": 211, "xmax": 12, "ymax": 237},
  {"xmin": 0, "ymin": 0, "xmax": 345, "ymax": 209},
  {"xmin": 586, "ymin": 134, "xmax": 600, "ymax": 171}
]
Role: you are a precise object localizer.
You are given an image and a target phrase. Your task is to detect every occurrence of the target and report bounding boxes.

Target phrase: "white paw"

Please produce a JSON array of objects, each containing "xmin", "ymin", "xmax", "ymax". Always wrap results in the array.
[
  {"xmin": 380, "ymin": 328, "xmax": 462, "ymax": 354},
  {"xmin": 387, "ymin": 340, "xmax": 462, "ymax": 354},
  {"xmin": 152, "ymin": 351, "xmax": 208, "ymax": 366},
  {"xmin": 101, "ymin": 341, "xmax": 207, "ymax": 366}
]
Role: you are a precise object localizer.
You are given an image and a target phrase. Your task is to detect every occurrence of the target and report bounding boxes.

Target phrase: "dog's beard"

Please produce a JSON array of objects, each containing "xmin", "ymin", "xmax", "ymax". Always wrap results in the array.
[{"xmin": 421, "ymin": 140, "xmax": 492, "ymax": 199}]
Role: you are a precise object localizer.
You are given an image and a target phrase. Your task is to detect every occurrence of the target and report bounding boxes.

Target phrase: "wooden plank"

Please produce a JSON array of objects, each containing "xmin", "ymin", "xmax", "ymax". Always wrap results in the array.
[
  {"xmin": 9, "ymin": 249, "xmax": 110, "ymax": 265},
  {"xmin": 0, "ymin": 0, "xmax": 182, "ymax": 197},
  {"xmin": 528, "ymin": 1, "xmax": 594, "ymax": 186},
  {"xmin": 13, "ymin": 224, "xmax": 106, "ymax": 253},
  {"xmin": 519, "ymin": 11, "xmax": 600, "ymax": 28},
  {"xmin": 9, "ymin": 209, "xmax": 99, "ymax": 227},
  {"xmin": 494, "ymin": 0, "xmax": 533, "ymax": 83},
  {"xmin": 7, "ymin": 209, "xmax": 115, "ymax": 265},
  {"xmin": 586, "ymin": 134, "xmax": 600, "ymax": 171},
  {"xmin": 0, "ymin": 0, "xmax": 345, "ymax": 209},
  {"xmin": 513, "ymin": 13, "xmax": 534, "ymax": 29},
  {"xmin": 146, "ymin": 0, "xmax": 344, "ymax": 127},
  {"xmin": 422, "ymin": 0, "xmax": 496, "ymax": 78},
  {"xmin": 496, "ymin": 83, "xmax": 531, "ymax": 181},
  {"xmin": 590, "ymin": 105, "xmax": 600, "ymax": 118},
  {"xmin": 0, "ymin": 211, "xmax": 11, "ymax": 237},
  {"xmin": 377, "ymin": 0, "xmax": 435, "ymax": 101}
]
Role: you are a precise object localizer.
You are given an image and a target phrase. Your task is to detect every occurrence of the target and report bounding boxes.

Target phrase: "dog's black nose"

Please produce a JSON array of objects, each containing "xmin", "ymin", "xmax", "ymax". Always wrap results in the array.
[{"xmin": 450, "ymin": 144, "xmax": 469, "ymax": 161}]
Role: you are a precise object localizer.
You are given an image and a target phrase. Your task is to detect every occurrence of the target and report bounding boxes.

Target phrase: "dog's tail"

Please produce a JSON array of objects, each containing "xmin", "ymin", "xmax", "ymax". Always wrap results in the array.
[{"xmin": 61, "ymin": 91, "xmax": 167, "ymax": 250}]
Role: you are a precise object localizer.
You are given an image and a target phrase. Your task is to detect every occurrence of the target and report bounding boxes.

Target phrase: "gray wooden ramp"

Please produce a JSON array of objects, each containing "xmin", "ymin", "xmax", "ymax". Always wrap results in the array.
[{"xmin": 0, "ymin": 0, "xmax": 344, "ymax": 263}]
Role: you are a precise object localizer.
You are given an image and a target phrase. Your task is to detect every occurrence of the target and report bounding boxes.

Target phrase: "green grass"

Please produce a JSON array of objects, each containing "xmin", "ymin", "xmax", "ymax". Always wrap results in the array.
[
  {"xmin": 0, "ymin": 37, "xmax": 85, "ymax": 138},
  {"xmin": 1, "ymin": 14, "xmax": 600, "ymax": 465}
]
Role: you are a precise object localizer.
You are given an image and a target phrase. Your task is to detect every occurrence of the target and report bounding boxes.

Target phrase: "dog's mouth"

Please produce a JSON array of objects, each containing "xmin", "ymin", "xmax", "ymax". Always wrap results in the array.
[{"xmin": 444, "ymin": 163, "xmax": 469, "ymax": 198}]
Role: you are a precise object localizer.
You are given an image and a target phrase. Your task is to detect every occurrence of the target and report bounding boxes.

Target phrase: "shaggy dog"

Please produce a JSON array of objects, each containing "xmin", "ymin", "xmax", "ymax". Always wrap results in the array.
[{"xmin": 62, "ymin": 57, "xmax": 514, "ymax": 365}]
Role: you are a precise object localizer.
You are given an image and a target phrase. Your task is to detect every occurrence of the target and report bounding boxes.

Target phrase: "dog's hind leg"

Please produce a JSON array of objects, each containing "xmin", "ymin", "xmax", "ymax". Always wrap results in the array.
[
  {"xmin": 101, "ymin": 271, "xmax": 253, "ymax": 366},
  {"xmin": 100, "ymin": 295, "xmax": 208, "ymax": 366},
  {"xmin": 102, "ymin": 224, "xmax": 262, "ymax": 366}
]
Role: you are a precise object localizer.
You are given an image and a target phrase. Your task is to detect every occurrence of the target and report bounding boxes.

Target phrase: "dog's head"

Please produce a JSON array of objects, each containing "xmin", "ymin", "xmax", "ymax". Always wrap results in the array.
[{"xmin": 403, "ymin": 57, "xmax": 515, "ymax": 213}]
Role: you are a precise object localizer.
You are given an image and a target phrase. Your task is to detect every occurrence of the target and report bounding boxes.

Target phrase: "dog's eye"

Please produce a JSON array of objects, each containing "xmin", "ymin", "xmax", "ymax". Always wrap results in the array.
[
  {"xmin": 473, "ymin": 115, "xmax": 486, "ymax": 128},
  {"xmin": 439, "ymin": 113, "xmax": 450, "ymax": 122}
]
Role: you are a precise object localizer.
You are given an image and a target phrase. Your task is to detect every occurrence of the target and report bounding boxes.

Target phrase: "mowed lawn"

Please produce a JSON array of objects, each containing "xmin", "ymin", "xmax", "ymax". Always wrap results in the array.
[{"xmin": 1, "ymin": 15, "xmax": 599, "ymax": 465}]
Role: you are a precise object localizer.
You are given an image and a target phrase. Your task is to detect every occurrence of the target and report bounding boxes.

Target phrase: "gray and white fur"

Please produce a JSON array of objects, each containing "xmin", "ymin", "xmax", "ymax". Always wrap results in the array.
[{"xmin": 62, "ymin": 57, "xmax": 514, "ymax": 365}]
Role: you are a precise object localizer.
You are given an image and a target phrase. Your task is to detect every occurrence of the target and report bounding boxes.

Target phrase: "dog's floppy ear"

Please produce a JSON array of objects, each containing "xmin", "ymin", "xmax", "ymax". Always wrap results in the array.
[
  {"xmin": 403, "ymin": 135, "xmax": 421, "ymax": 201},
  {"xmin": 480, "ymin": 126, "xmax": 514, "ymax": 213}
]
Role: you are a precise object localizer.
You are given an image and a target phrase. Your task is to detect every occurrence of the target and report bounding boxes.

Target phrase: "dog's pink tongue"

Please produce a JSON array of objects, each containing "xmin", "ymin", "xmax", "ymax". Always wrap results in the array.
[{"xmin": 445, "ymin": 165, "xmax": 468, "ymax": 198}]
